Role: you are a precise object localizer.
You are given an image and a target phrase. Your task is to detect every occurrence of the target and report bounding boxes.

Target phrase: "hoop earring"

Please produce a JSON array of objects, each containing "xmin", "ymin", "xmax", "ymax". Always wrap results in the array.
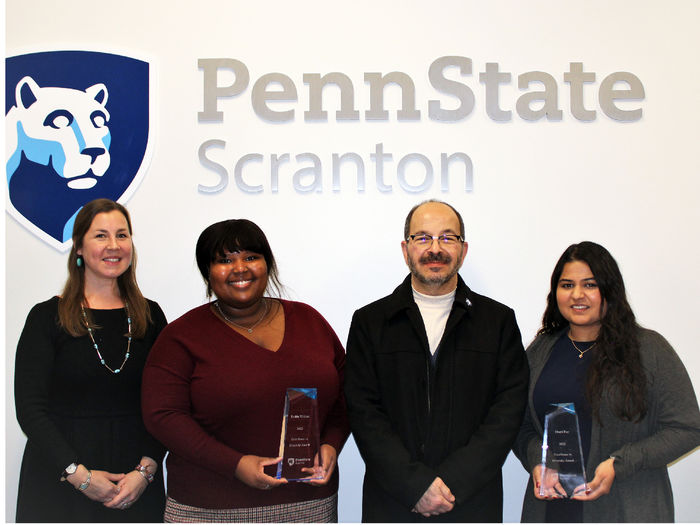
[{"xmin": 76, "ymin": 256, "xmax": 83, "ymax": 267}]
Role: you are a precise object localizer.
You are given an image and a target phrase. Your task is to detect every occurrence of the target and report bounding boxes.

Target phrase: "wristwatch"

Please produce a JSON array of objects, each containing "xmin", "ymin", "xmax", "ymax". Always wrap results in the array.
[{"xmin": 60, "ymin": 462, "xmax": 78, "ymax": 481}]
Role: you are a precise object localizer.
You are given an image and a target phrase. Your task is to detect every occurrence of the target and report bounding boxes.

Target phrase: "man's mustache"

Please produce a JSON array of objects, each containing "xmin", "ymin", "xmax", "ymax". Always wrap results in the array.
[{"xmin": 420, "ymin": 253, "xmax": 452, "ymax": 264}]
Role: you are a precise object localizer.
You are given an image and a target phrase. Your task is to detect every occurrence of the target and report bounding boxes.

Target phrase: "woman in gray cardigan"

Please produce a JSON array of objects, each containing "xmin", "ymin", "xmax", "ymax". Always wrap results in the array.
[{"xmin": 513, "ymin": 241, "xmax": 700, "ymax": 522}]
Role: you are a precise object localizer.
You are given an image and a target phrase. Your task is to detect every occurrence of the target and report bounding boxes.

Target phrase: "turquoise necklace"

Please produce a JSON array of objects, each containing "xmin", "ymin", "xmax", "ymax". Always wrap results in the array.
[{"xmin": 81, "ymin": 302, "xmax": 132, "ymax": 374}]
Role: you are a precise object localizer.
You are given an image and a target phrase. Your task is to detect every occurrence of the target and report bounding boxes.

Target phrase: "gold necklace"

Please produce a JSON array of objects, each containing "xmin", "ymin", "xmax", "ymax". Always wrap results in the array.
[
  {"xmin": 215, "ymin": 299, "xmax": 269, "ymax": 333},
  {"xmin": 568, "ymin": 334, "xmax": 596, "ymax": 359}
]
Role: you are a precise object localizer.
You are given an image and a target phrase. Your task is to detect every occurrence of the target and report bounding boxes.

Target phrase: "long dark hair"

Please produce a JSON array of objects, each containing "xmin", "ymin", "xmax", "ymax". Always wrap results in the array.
[
  {"xmin": 58, "ymin": 199, "xmax": 151, "ymax": 338},
  {"xmin": 539, "ymin": 241, "xmax": 647, "ymax": 423},
  {"xmin": 195, "ymin": 219, "xmax": 283, "ymax": 298}
]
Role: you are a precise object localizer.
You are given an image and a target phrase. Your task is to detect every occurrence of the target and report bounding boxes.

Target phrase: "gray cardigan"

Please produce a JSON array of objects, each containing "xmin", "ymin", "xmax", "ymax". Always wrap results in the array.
[{"xmin": 513, "ymin": 327, "xmax": 700, "ymax": 522}]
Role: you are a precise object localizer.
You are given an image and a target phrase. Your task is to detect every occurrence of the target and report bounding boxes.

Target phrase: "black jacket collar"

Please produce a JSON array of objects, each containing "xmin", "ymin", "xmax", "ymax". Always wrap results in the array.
[{"xmin": 385, "ymin": 274, "xmax": 474, "ymax": 319}]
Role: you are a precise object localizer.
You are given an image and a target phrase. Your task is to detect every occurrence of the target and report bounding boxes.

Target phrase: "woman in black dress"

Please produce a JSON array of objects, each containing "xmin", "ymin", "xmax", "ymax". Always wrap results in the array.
[{"xmin": 14, "ymin": 198, "xmax": 167, "ymax": 522}]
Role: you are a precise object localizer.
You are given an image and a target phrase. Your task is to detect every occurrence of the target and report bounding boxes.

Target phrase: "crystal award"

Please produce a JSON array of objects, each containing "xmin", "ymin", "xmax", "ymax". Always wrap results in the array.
[
  {"xmin": 540, "ymin": 402, "xmax": 587, "ymax": 498},
  {"xmin": 276, "ymin": 387, "xmax": 323, "ymax": 481}
]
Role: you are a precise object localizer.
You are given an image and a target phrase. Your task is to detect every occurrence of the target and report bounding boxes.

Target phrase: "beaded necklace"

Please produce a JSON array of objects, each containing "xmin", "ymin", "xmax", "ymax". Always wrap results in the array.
[{"xmin": 81, "ymin": 302, "xmax": 132, "ymax": 374}]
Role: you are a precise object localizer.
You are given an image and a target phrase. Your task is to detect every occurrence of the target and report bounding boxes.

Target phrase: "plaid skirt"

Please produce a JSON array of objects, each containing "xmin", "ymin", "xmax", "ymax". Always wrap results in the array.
[{"xmin": 164, "ymin": 493, "xmax": 338, "ymax": 523}]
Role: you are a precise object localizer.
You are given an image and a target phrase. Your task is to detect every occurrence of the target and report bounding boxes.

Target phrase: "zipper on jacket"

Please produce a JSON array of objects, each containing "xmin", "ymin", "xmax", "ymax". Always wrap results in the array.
[{"xmin": 425, "ymin": 359, "xmax": 431, "ymax": 414}]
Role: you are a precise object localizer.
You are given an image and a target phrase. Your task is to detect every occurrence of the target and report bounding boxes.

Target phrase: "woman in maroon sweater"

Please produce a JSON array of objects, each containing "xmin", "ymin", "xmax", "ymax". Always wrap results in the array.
[{"xmin": 142, "ymin": 219, "xmax": 349, "ymax": 522}]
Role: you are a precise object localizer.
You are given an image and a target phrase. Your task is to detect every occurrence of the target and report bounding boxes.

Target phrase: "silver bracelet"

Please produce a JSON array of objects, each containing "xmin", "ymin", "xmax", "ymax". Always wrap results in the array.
[
  {"xmin": 134, "ymin": 464, "xmax": 154, "ymax": 484},
  {"xmin": 78, "ymin": 470, "xmax": 92, "ymax": 491}
]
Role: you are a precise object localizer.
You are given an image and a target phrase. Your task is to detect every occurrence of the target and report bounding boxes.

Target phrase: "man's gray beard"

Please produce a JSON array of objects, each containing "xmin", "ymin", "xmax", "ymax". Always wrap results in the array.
[{"xmin": 407, "ymin": 257, "xmax": 460, "ymax": 288}]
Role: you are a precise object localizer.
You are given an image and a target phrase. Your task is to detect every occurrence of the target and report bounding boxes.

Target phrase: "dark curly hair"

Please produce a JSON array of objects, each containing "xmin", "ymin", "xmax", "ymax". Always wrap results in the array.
[{"xmin": 540, "ymin": 241, "xmax": 647, "ymax": 423}]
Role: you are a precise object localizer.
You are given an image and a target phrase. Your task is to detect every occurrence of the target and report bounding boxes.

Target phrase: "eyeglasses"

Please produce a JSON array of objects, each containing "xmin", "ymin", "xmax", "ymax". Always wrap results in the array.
[{"xmin": 406, "ymin": 234, "xmax": 464, "ymax": 246}]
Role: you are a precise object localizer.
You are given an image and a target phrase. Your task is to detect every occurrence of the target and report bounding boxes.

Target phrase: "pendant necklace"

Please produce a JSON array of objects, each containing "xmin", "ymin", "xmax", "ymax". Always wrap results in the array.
[
  {"xmin": 81, "ymin": 302, "xmax": 132, "ymax": 374},
  {"xmin": 568, "ymin": 334, "xmax": 596, "ymax": 359},
  {"xmin": 215, "ymin": 299, "xmax": 269, "ymax": 333}
]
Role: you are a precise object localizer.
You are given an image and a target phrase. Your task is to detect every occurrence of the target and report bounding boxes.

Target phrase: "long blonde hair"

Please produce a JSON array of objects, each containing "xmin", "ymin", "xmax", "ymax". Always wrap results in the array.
[{"xmin": 58, "ymin": 199, "xmax": 151, "ymax": 338}]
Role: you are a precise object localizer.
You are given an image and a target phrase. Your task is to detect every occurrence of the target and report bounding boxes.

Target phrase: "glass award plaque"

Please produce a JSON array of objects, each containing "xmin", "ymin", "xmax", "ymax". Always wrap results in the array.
[
  {"xmin": 540, "ymin": 403, "xmax": 587, "ymax": 498},
  {"xmin": 276, "ymin": 387, "xmax": 323, "ymax": 481}
]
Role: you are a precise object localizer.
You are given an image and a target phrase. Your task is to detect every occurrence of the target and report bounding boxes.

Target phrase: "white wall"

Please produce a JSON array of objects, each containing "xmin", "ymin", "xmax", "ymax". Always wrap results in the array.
[{"xmin": 5, "ymin": 1, "xmax": 700, "ymax": 522}]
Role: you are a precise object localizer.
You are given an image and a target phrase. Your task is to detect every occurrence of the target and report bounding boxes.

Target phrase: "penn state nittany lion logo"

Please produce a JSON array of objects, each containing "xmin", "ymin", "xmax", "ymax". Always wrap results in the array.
[
  {"xmin": 7, "ymin": 77, "xmax": 112, "ymax": 190},
  {"xmin": 5, "ymin": 51, "xmax": 153, "ymax": 250}
]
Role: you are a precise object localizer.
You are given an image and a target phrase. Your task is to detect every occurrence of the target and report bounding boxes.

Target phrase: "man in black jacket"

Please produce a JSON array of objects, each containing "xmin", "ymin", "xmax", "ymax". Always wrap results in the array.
[{"xmin": 345, "ymin": 200, "xmax": 529, "ymax": 522}]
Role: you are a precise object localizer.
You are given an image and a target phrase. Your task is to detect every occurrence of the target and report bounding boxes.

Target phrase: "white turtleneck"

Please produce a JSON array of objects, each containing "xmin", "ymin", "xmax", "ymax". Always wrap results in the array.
[{"xmin": 412, "ymin": 287, "xmax": 456, "ymax": 355}]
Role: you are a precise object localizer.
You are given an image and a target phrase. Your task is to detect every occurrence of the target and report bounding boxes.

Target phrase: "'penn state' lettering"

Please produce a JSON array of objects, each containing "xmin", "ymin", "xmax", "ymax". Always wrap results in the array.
[{"xmin": 198, "ymin": 56, "xmax": 644, "ymax": 124}]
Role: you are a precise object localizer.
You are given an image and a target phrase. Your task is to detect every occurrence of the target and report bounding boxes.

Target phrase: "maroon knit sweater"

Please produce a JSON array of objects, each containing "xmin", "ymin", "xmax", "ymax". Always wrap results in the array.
[{"xmin": 142, "ymin": 300, "xmax": 349, "ymax": 509}]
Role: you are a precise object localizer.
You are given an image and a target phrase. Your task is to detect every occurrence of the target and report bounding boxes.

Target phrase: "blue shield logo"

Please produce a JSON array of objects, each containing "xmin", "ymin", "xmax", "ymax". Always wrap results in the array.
[{"xmin": 5, "ymin": 51, "xmax": 153, "ymax": 250}]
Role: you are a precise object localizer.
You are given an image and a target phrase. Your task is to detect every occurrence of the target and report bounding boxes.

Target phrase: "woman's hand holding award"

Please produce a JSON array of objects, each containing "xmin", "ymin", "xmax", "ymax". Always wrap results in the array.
[{"xmin": 540, "ymin": 403, "xmax": 587, "ymax": 498}]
